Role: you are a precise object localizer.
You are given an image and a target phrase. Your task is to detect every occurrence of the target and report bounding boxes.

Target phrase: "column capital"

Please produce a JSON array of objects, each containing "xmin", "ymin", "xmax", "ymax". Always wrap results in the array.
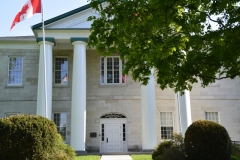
[
  {"xmin": 36, "ymin": 37, "xmax": 55, "ymax": 46},
  {"xmin": 70, "ymin": 37, "xmax": 88, "ymax": 45}
]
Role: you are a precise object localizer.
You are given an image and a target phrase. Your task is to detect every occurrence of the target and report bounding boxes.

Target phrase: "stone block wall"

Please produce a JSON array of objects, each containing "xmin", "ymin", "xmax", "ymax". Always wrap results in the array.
[
  {"xmin": 190, "ymin": 79, "xmax": 240, "ymax": 141},
  {"xmin": 0, "ymin": 49, "xmax": 39, "ymax": 118},
  {"xmin": 0, "ymin": 47, "xmax": 240, "ymax": 151}
]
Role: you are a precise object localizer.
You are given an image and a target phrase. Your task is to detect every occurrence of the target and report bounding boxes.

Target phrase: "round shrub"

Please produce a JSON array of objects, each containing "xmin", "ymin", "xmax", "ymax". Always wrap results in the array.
[
  {"xmin": 152, "ymin": 133, "xmax": 186, "ymax": 160},
  {"xmin": 185, "ymin": 120, "xmax": 232, "ymax": 160},
  {"xmin": 0, "ymin": 115, "xmax": 75, "ymax": 160}
]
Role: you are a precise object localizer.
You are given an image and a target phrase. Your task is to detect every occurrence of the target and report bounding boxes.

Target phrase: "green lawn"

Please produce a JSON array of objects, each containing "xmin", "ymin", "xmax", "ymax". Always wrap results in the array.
[
  {"xmin": 74, "ymin": 155, "xmax": 100, "ymax": 160},
  {"xmin": 131, "ymin": 154, "xmax": 152, "ymax": 160}
]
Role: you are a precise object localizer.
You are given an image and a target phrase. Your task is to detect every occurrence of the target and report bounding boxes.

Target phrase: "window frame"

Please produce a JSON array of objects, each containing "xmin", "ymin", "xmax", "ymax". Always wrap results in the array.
[
  {"xmin": 53, "ymin": 112, "xmax": 67, "ymax": 142},
  {"xmin": 160, "ymin": 112, "xmax": 174, "ymax": 140},
  {"xmin": 54, "ymin": 56, "xmax": 68, "ymax": 85},
  {"xmin": 205, "ymin": 111, "xmax": 219, "ymax": 123},
  {"xmin": 100, "ymin": 56, "xmax": 126, "ymax": 85},
  {"xmin": 7, "ymin": 56, "xmax": 23, "ymax": 86},
  {"xmin": 5, "ymin": 112, "xmax": 22, "ymax": 118}
]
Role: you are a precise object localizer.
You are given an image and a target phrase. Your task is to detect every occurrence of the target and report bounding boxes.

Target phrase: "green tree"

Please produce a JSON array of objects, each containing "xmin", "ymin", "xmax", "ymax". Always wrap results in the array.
[{"xmin": 87, "ymin": 0, "xmax": 240, "ymax": 92}]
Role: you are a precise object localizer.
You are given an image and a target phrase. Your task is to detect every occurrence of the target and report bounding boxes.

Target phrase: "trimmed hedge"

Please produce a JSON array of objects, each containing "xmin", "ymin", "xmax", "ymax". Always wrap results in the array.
[
  {"xmin": 0, "ymin": 115, "xmax": 75, "ymax": 160},
  {"xmin": 185, "ymin": 120, "xmax": 232, "ymax": 160}
]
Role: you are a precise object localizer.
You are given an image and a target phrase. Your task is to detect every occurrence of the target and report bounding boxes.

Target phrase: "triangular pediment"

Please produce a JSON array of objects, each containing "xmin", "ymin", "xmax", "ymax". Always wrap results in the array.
[
  {"xmin": 45, "ymin": 8, "xmax": 99, "ymax": 29},
  {"xmin": 32, "ymin": 2, "xmax": 106, "ymax": 30}
]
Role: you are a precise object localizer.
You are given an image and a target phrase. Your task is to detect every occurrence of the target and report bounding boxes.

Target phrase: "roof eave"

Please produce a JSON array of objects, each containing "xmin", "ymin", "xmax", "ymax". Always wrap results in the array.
[
  {"xmin": 0, "ymin": 38, "xmax": 36, "ymax": 43},
  {"xmin": 31, "ymin": 1, "xmax": 105, "ymax": 31}
]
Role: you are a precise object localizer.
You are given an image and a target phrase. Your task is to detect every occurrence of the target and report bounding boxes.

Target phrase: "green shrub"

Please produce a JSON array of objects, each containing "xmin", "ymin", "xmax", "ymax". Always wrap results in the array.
[
  {"xmin": 185, "ymin": 120, "xmax": 232, "ymax": 160},
  {"xmin": 232, "ymin": 143, "xmax": 240, "ymax": 160},
  {"xmin": 152, "ymin": 133, "xmax": 186, "ymax": 160},
  {"xmin": 45, "ymin": 134, "xmax": 76, "ymax": 160},
  {"xmin": 231, "ymin": 155, "xmax": 239, "ymax": 160},
  {"xmin": 0, "ymin": 115, "xmax": 75, "ymax": 160}
]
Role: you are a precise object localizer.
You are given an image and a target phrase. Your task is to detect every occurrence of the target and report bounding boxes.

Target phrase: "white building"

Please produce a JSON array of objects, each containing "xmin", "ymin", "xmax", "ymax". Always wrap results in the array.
[{"xmin": 0, "ymin": 3, "xmax": 240, "ymax": 153}]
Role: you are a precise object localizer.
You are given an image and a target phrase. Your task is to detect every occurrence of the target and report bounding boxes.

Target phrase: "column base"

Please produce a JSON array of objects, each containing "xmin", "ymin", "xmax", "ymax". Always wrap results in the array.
[{"xmin": 75, "ymin": 150, "xmax": 88, "ymax": 155}]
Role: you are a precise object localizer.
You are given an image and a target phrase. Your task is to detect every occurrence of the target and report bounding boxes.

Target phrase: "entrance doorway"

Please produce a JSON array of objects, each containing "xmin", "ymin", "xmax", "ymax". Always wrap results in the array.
[
  {"xmin": 100, "ymin": 113, "xmax": 127, "ymax": 153},
  {"xmin": 106, "ymin": 123, "xmax": 121, "ymax": 152}
]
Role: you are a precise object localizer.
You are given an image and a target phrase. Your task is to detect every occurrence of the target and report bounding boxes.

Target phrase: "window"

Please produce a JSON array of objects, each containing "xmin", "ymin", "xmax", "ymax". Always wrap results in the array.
[
  {"xmin": 8, "ymin": 57, "xmax": 23, "ymax": 85},
  {"xmin": 101, "ymin": 124, "xmax": 104, "ymax": 141},
  {"xmin": 54, "ymin": 57, "xmax": 68, "ymax": 85},
  {"xmin": 160, "ymin": 112, "xmax": 173, "ymax": 140},
  {"xmin": 205, "ymin": 112, "xmax": 219, "ymax": 123},
  {"xmin": 53, "ymin": 113, "xmax": 67, "ymax": 141},
  {"xmin": 5, "ymin": 112, "xmax": 21, "ymax": 118},
  {"xmin": 101, "ymin": 57, "xmax": 126, "ymax": 84},
  {"xmin": 123, "ymin": 124, "xmax": 126, "ymax": 141}
]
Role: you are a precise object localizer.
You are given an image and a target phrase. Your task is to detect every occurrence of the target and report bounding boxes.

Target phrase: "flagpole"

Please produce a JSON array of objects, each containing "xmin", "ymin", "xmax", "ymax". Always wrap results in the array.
[{"xmin": 41, "ymin": 0, "xmax": 48, "ymax": 118}]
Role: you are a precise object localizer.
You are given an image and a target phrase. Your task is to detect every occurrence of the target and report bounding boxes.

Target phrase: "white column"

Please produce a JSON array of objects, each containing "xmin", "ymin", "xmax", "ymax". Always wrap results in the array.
[
  {"xmin": 70, "ymin": 41, "xmax": 86, "ymax": 152},
  {"xmin": 36, "ymin": 41, "xmax": 53, "ymax": 119},
  {"xmin": 141, "ymin": 68, "xmax": 157, "ymax": 150},
  {"xmin": 176, "ymin": 90, "xmax": 192, "ymax": 136}
]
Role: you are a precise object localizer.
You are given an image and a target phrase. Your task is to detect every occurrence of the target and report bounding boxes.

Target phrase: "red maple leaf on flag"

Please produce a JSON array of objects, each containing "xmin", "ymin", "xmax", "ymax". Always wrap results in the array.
[
  {"xmin": 19, "ymin": 4, "xmax": 29, "ymax": 19},
  {"xmin": 11, "ymin": 0, "xmax": 41, "ymax": 30}
]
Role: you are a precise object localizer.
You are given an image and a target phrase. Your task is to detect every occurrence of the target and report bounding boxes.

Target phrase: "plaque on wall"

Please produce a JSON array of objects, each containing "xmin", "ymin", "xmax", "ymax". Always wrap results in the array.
[{"xmin": 90, "ymin": 132, "xmax": 97, "ymax": 138}]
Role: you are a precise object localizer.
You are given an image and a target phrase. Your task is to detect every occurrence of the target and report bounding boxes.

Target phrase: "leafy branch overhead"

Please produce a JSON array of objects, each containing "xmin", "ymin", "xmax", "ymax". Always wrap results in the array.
[{"xmin": 87, "ymin": 0, "xmax": 240, "ymax": 92}]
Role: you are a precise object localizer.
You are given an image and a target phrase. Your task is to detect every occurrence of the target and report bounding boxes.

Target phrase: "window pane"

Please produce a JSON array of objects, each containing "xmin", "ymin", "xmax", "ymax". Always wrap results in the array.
[
  {"xmin": 114, "ymin": 71, "xmax": 119, "ymax": 83},
  {"xmin": 161, "ymin": 127, "xmax": 173, "ymax": 140},
  {"xmin": 107, "ymin": 58, "xmax": 113, "ymax": 83},
  {"xmin": 9, "ymin": 57, "xmax": 22, "ymax": 71},
  {"xmin": 102, "ymin": 124, "xmax": 105, "ymax": 141},
  {"xmin": 55, "ymin": 71, "xmax": 62, "ymax": 84},
  {"xmin": 101, "ymin": 58, "xmax": 104, "ymax": 83},
  {"xmin": 107, "ymin": 71, "xmax": 112, "ymax": 83},
  {"xmin": 123, "ymin": 124, "xmax": 126, "ymax": 141},
  {"xmin": 8, "ymin": 71, "xmax": 22, "ymax": 84},
  {"xmin": 102, "ymin": 57, "xmax": 125, "ymax": 84},
  {"xmin": 114, "ymin": 58, "xmax": 119, "ymax": 83},
  {"xmin": 122, "ymin": 60, "xmax": 126, "ymax": 83},
  {"xmin": 55, "ymin": 57, "xmax": 68, "ymax": 85},
  {"xmin": 53, "ymin": 113, "xmax": 67, "ymax": 141},
  {"xmin": 61, "ymin": 72, "xmax": 68, "ymax": 85},
  {"xmin": 160, "ymin": 112, "xmax": 173, "ymax": 140},
  {"xmin": 114, "ymin": 58, "xmax": 119, "ymax": 69},
  {"xmin": 205, "ymin": 112, "xmax": 219, "ymax": 123},
  {"xmin": 8, "ymin": 57, "xmax": 22, "ymax": 85}
]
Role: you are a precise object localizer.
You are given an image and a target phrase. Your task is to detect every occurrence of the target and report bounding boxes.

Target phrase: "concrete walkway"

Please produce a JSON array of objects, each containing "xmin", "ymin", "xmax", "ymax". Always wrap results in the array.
[{"xmin": 101, "ymin": 155, "xmax": 132, "ymax": 160}]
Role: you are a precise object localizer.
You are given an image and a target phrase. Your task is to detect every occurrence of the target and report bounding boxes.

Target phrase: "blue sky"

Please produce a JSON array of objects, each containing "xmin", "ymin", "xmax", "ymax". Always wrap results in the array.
[{"xmin": 0, "ymin": 0, "xmax": 88, "ymax": 37}]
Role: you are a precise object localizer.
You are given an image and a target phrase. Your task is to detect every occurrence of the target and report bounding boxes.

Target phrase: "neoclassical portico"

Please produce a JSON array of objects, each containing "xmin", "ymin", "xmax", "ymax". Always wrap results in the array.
[
  {"xmin": 36, "ymin": 37, "xmax": 88, "ymax": 152},
  {"xmin": 35, "ymin": 36, "xmax": 192, "ymax": 152}
]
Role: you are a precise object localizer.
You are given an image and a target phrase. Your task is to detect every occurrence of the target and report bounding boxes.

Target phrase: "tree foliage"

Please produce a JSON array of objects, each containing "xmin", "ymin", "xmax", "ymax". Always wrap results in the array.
[{"xmin": 88, "ymin": 0, "xmax": 240, "ymax": 92}]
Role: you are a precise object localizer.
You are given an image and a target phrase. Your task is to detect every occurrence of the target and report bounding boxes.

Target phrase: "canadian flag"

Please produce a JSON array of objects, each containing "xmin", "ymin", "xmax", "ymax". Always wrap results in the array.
[{"xmin": 11, "ymin": 0, "xmax": 41, "ymax": 30}]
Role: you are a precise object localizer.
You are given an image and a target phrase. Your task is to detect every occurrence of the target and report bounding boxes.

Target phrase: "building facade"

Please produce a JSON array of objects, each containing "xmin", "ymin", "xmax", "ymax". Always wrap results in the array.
[{"xmin": 0, "ymin": 3, "xmax": 240, "ymax": 153}]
